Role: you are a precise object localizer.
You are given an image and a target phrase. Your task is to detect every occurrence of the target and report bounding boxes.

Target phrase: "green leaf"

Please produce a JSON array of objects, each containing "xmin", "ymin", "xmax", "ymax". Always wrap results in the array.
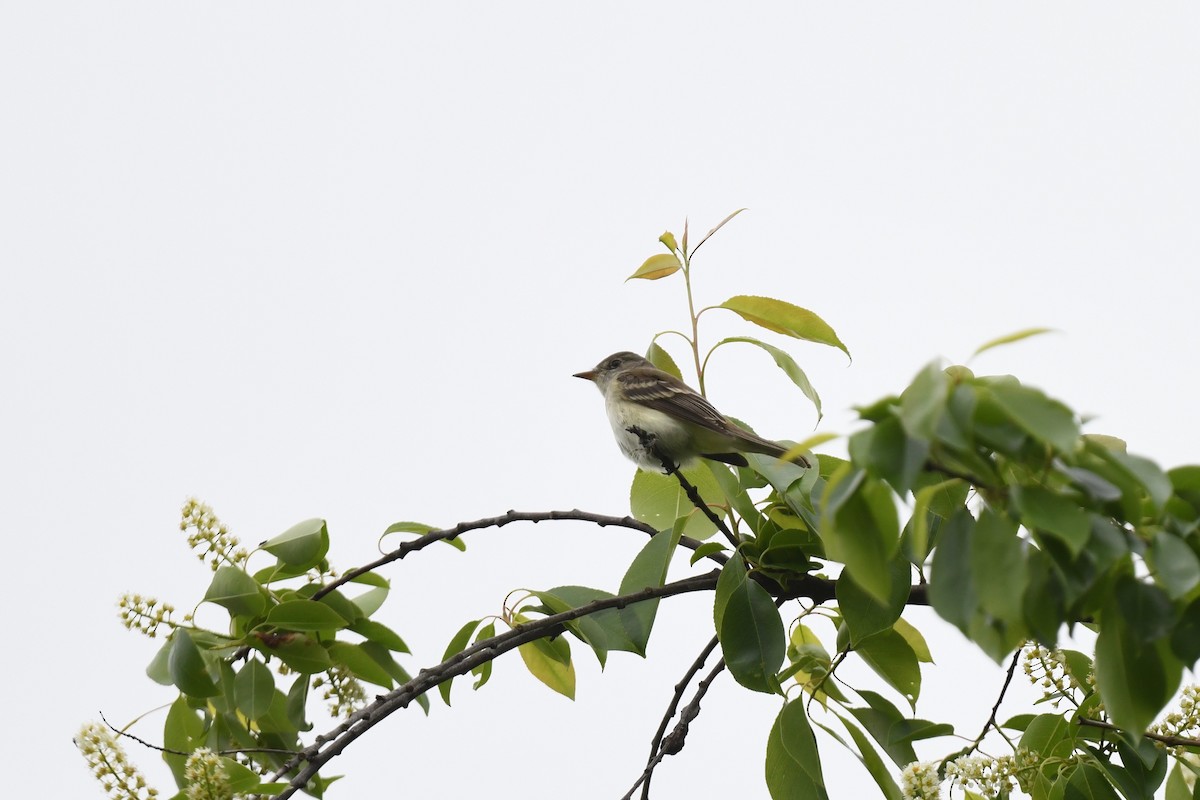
[
  {"xmin": 718, "ymin": 575, "xmax": 785, "ymax": 694},
  {"xmin": 233, "ymin": 659, "xmax": 275, "ymax": 720},
  {"xmin": 714, "ymin": 551, "xmax": 748, "ymax": 633},
  {"xmin": 1013, "ymin": 485, "xmax": 1091, "ymax": 557},
  {"xmin": 518, "ymin": 636, "xmax": 575, "ymax": 699},
  {"xmin": 626, "ymin": 252, "xmax": 682, "ymax": 281},
  {"xmin": 837, "ymin": 557, "xmax": 911, "ymax": 646},
  {"xmin": 852, "ymin": 628, "xmax": 921, "ymax": 708},
  {"xmin": 928, "ymin": 509, "xmax": 977, "ymax": 635},
  {"xmin": 972, "ymin": 327, "xmax": 1056, "ymax": 358},
  {"xmin": 328, "ymin": 641, "xmax": 395, "ymax": 688},
  {"xmin": 659, "ymin": 230, "xmax": 678, "ymax": 253},
  {"xmin": 1149, "ymin": 531, "xmax": 1200, "ymax": 600},
  {"xmin": 167, "ymin": 629, "xmax": 219, "ymax": 697},
  {"xmin": 266, "ymin": 600, "xmax": 350, "ymax": 632},
  {"xmin": 529, "ymin": 589, "xmax": 611, "ymax": 668},
  {"xmin": 286, "ymin": 674, "xmax": 311, "ymax": 732},
  {"xmin": 717, "ymin": 295, "xmax": 850, "ymax": 359},
  {"xmin": 765, "ymin": 700, "xmax": 830, "ymax": 800},
  {"xmin": 163, "ymin": 695, "xmax": 204, "ymax": 784},
  {"xmin": 898, "ymin": 362, "xmax": 951, "ymax": 440},
  {"xmin": 690, "ymin": 541, "xmax": 729, "ymax": 565},
  {"xmin": 438, "ymin": 619, "xmax": 481, "ymax": 705},
  {"xmin": 908, "ymin": 478, "xmax": 967, "ymax": 565},
  {"xmin": 262, "ymin": 518, "xmax": 330, "ymax": 568},
  {"xmin": 1064, "ymin": 763, "xmax": 1121, "ymax": 800},
  {"xmin": 630, "ymin": 464, "xmax": 725, "ymax": 539},
  {"xmin": 349, "ymin": 584, "xmax": 389, "ymax": 618},
  {"xmin": 383, "ymin": 520, "xmax": 463, "ymax": 551},
  {"xmin": 820, "ymin": 470, "xmax": 900, "ymax": 601},
  {"xmin": 146, "ymin": 638, "xmax": 174, "ymax": 686},
  {"xmin": 848, "ymin": 416, "xmax": 929, "ymax": 496},
  {"xmin": 1101, "ymin": 449, "xmax": 1174, "ymax": 513},
  {"xmin": 713, "ymin": 336, "xmax": 823, "ymax": 420},
  {"xmin": 829, "ymin": 713, "xmax": 905, "ymax": 800},
  {"xmin": 222, "ymin": 757, "xmax": 265, "ymax": 794},
  {"xmin": 705, "ymin": 460, "xmax": 766, "ymax": 535},
  {"xmin": 618, "ymin": 529, "xmax": 677, "ymax": 655},
  {"xmin": 1171, "ymin": 597, "xmax": 1200, "ymax": 663},
  {"xmin": 970, "ymin": 508, "xmax": 1028, "ymax": 634},
  {"xmin": 348, "ymin": 619, "xmax": 410, "ymax": 653},
  {"xmin": 646, "ymin": 341, "xmax": 683, "ymax": 380},
  {"xmin": 202, "ymin": 566, "xmax": 267, "ymax": 618},
  {"xmin": 471, "ymin": 622, "xmax": 496, "ymax": 691},
  {"xmin": 987, "ymin": 383, "xmax": 1079, "ymax": 453},
  {"xmin": 544, "ymin": 585, "xmax": 639, "ymax": 656},
  {"xmin": 1095, "ymin": 576, "xmax": 1182, "ymax": 735}
]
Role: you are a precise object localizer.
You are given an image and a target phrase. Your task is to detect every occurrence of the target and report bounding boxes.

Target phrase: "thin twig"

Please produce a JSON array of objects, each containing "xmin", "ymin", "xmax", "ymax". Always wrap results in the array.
[
  {"xmin": 634, "ymin": 635, "xmax": 721, "ymax": 799},
  {"xmin": 270, "ymin": 571, "xmax": 722, "ymax": 799},
  {"xmin": 314, "ymin": 508, "xmax": 728, "ymax": 601},
  {"xmin": 626, "ymin": 426, "xmax": 739, "ymax": 549},
  {"xmin": 940, "ymin": 648, "xmax": 1023, "ymax": 768},
  {"xmin": 622, "ymin": 657, "xmax": 727, "ymax": 800},
  {"xmin": 98, "ymin": 712, "xmax": 302, "ymax": 759},
  {"xmin": 1077, "ymin": 717, "xmax": 1200, "ymax": 749}
]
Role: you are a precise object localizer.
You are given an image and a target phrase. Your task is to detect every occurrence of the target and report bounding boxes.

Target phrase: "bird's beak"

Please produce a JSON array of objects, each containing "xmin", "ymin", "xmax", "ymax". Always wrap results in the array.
[{"xmin": 573, "ymin": 370, "xmax": 599, "ymax": 382}]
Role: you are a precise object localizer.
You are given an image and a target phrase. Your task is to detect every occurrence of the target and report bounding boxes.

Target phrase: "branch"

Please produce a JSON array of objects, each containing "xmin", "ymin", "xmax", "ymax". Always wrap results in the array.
[
  {"xmin": 635, "ymin": 634, "xmax": 721, "ymax": 799},
  {"xmin": 940, "ymin": 647, "xmax": 1022, "ymax": 768},
  {"xmin": 626, "ymin": 426, "xmax": 739, "ymax": 549},
  {"xmin": 313, "ymin": 509, "xmax": 728, "ymax": 601},
  {"xmin": 98, "ymin": 712, "xmax": 301, "ymax": 759},
  {"xmin": 1077, "ymin": 717, "xmax": 1200, "ymax": 750},
  {"xmin": 270, "ymin": 570, "xmax": 723, "ymax": 799},
  {"xmin": 623, "ymin": 656, "xmax": 727, "ymax": 800}
]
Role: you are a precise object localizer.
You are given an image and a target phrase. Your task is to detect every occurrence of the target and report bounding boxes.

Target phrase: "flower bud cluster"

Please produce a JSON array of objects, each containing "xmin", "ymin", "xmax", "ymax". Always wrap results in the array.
[
  {"xmin": 1022, "ymin": 645, "xmax": 1083, "ymax": 707},
  {"xmin": 899, "ymin": 761, "xmax": 942, "ymax": 800},
  {"xmin": 75, "ymin": 722, "xmax": 159, "ymax": 799},
  {"xmin": 118, "ymin": 594, "xmax": 188, "ymax": 638},
  {"xmin": 180, "ymin": 498, "xmax": 248, "ymax": 570},
  {"xmin": 945, "ymin": 749, "xmax": 1038, "ymax": 797},
  {"xmin": 313, "ymin": 664, "xmax": 366, "ymax": 718}
]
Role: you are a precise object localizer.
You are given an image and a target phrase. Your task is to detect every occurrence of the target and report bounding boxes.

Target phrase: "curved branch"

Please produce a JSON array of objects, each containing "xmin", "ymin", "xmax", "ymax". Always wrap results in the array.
[
  {"xmin": 313, "ymin": 509, "xmax": 728, "ymax": 601},
  {"xmin": 271, "ymin": 570, "xmax": 723, "ymax": 799}
]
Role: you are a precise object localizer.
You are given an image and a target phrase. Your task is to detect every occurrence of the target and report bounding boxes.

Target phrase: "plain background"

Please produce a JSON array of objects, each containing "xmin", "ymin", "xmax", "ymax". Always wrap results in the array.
[{"xmin": 3, "ymin": 3, "xmax": 1198, "ymax": 798}]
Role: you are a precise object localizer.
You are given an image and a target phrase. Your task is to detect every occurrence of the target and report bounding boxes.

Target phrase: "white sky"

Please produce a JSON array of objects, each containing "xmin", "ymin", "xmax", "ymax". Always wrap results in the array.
[{"xmin": 3, "ymin": 3, "xmax": 1198, "ymax": 798}]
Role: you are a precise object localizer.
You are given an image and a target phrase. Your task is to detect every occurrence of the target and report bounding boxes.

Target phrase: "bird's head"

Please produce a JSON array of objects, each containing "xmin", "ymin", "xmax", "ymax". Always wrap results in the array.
[{"xmin": 573, "ymin": 351, "xmax": 648, "ymax": 391}]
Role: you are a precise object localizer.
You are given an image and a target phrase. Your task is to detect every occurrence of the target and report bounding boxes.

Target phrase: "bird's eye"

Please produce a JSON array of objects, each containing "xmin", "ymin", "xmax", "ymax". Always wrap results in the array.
[{"xmin": 607, "ymin": 358, "xmax": 622, "ymax": 369}]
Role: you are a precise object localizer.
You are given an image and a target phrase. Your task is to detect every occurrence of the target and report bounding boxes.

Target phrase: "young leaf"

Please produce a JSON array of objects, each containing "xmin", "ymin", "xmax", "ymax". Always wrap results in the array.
[
  {"xmin": 438, "ymin": 619, "xmax": 482, "ymax": 705},
  {"xmin": 689, "ymin": 207, "xmax": 746, "ymax": 257},
  {"xmin": 659, "ymin": 230, "xmax": 678, "ymax": 252},
  {"xmin": 626, "ymin": 253, "xmax": 681, "ymax": 281},
  {"xmin": 630, "ymin": 465, "xmax": 725, "ymax": 539},
  {"xmin": 646, "ymin": 340, "xmax": 683, "ymax": 379},
  {"xmin": 717, "ymin": 295, "xmax": 850, "ymax": 359},
  {"xmin": 518, "ymin": 636, "xmax": 575, "ymax": 699},
  {"xmin": 383, "ymin": 520, "xmax": 463, "ymax": 551},
  {"xmin": 711, "ymin": 336, "xmax": 823, "ymax": 420},
  {"xmin": 765, "ymin": 700, "xmax": 830, "ymax": 800},
  {"xmin": 618, "ymin": 529, "xmax": 678, "ymax": 655},
  {"xmin": 266, "ymin": 600, "xmax": 351, "ymax": 632},
  {"xmin": 971, "ymin": 327, "xmax": 1056, "ymax": 358}
]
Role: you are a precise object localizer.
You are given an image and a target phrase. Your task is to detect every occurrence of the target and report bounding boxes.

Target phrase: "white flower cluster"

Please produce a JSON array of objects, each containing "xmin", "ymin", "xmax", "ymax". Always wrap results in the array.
[
  {"xmin": 899, "ymin": 761, "xmax": 942, "ymax": 800},
  {"xmin": 1153, "ymin": 685, "xmax": 1200, "ymax": 751},
  {"xmin": 75, "ymin": 722, "xmax": 159, "ymax": 799},
  {"xmin": 183, "ymin": 748, "xmax": 231, "ymax": 800},
  {"xmin": 180, "ymin": 498, "xmax": 248, "ymax": 570},
  {"xmin": 945, "ymin": 749, "xmax": 1037, "ymax": 797}
]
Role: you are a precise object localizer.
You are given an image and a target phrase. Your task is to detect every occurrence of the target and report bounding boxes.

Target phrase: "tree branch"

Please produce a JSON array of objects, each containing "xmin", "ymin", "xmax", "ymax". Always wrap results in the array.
[
  {"xmin": 623, "ymin": 656, "xmax": 727, "ymax": 800},
  {"xmin": 634, "ymin": 634, "xmax": 721, "ymax": 799},
  {"xmin": 940, "ymin": 647, "xmax": 1022, "ymax": 768},
  {"xmin": 1077, "ymin": 717, "xmax": 1200, "ymax": 750},
  {"xmin": 312, "ymin": 509, "xmax": 728, "ymax": 602},
  {"xmin": 98, "ymin": 712, "xmax": 302, "ymax": 759},
  {"xmin": 270, "ymin": 570, "xmax": 723, "ymax": 799}
]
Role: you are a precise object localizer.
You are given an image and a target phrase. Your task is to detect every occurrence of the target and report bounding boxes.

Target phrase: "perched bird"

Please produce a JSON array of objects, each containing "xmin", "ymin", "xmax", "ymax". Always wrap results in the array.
[{"xmin": 574, "ymin": 351, "xmax": 811, "ymax": 472}]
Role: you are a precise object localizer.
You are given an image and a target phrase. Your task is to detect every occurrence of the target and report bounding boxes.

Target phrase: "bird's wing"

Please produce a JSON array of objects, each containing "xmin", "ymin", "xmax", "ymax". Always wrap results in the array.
[{"xmin": 617, "ymin": 367, "xmax": 732, "ymax": 433}]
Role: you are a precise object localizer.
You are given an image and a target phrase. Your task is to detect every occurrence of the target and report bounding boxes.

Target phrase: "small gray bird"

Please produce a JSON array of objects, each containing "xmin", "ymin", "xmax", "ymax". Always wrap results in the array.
[{"xmin": 574, "ymin": 351, "xmax": 811, "ymax": 472}]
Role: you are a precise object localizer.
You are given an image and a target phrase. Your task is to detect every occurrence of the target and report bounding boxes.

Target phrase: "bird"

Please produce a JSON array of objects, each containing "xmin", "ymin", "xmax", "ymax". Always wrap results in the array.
[{"xmin": 574, "ymin": 351, "xmax": 811, "ymax": 472}]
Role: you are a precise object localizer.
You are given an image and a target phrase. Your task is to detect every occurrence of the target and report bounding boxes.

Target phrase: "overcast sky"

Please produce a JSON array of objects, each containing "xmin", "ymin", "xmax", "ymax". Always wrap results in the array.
[{"xmin": 3, "ymin": 3, "xmax": 1199, "ymax": 798}]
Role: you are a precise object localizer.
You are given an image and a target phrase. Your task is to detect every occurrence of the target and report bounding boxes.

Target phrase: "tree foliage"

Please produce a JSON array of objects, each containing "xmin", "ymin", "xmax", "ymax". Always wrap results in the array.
[{"xmin": 78, "ymin": 215, "xmax": 1200, "ymax": 800}]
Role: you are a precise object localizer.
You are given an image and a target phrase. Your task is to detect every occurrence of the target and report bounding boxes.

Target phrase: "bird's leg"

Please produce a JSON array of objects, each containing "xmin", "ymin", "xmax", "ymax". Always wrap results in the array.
[{"xmin": 626, "ymin": 425, "xmax": 677, "ymax": 473}]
